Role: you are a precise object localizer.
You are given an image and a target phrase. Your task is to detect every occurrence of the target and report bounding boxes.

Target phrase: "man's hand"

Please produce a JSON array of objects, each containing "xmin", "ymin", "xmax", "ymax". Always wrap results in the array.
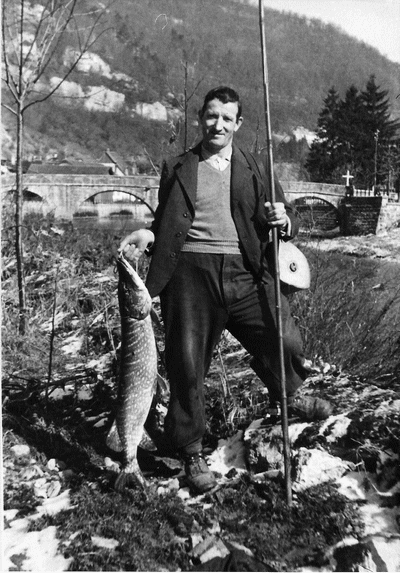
[
  {"xmin": 119, "ymin": 229, "xmax": 155, "ymax": 262},
  {"xmin": 265, "ymin": 201, "xmax": 289, "ymax": 231}
]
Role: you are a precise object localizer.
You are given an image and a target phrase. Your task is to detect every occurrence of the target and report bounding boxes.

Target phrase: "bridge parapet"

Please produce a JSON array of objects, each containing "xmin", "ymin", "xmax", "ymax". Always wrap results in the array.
[
  {"xmin": 281, "ymin": 180, "xmax": 346, "ymax": 208},
  {"xmin": 281, "ymin": 181, "xmax": 344, "ymax": 194},
  {"xmin": 2, "ymin": 173, "xmax": 160, "ymax": 219},
  {"xmin": 2, "ymin": 173, "xmax": 159, "ymax": 189}
]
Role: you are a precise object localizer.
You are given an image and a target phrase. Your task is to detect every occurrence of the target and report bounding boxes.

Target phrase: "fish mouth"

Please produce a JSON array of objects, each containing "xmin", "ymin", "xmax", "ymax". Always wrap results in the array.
[{"xmin": 117, "ymin": 253, "xmax": 152, "ymax": 318}]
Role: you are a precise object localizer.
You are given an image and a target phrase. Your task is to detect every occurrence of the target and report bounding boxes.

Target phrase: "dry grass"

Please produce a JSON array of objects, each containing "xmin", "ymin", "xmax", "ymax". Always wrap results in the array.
[{"xmin": 3, "ymin": 212, "xmax": 399, "ymax": 571}]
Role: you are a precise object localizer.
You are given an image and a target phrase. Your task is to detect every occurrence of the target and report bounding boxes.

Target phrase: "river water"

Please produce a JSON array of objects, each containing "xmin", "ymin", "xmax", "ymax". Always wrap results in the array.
[{"xmin": 72, "ymin": 215, "xmax": 152, "ymax": 235}]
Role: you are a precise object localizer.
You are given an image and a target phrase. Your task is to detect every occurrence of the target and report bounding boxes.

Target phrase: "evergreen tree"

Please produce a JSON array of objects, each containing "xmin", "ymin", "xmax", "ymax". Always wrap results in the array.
[
  {"xmin": 335, "ymin": 85, "xmax": 367, "ymax": 183},
  {"xmin": 360, "ymin": 75, "xmax": 400, "ymax": 188},
  {"xmin": 305, "ymin": 87, "xmax": 341, "ymax": 182},
  {"xmin": 306, "ymin": 77, "xmax": 400, "ymax": 188}
]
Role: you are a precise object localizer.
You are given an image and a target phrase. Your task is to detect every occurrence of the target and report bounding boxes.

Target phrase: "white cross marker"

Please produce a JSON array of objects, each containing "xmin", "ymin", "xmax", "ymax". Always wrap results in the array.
[{"xmin": 342, "ymin": 170, "xmax": 354, "ymax": 186}]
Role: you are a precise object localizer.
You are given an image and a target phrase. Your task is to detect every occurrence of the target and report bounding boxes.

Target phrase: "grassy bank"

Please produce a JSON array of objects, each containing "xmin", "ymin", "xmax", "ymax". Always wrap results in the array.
[
  {"xmin": 2, "ymin": 214, "xmax": 399, "ymax": 571},
  {"xmin": 3, "ymin": 214, "xmax": 399, "ymax": 384}
]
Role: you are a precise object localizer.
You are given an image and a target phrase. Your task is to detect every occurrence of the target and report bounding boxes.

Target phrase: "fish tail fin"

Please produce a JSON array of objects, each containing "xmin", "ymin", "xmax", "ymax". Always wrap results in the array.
[
  {"xmin": 139, "ymin": 428, "xmax": 157, "ymax": 452},
  {"xmin": 106, "ymin": 420, "xmax": 124, "ymax": 452},
  {"xmin": 114, "ymin": 467, "xmax": 146, "ymax": 492}
]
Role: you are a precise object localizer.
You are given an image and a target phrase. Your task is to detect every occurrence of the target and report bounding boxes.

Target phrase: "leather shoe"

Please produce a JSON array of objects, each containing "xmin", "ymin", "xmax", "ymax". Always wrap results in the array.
[
  {"xmin": 182, "ymin": 452, "xmax": 217, "ymax": 494},
  {"xmin": 288, "ymin": 395, "xmax": 333, "ymax": 421}
]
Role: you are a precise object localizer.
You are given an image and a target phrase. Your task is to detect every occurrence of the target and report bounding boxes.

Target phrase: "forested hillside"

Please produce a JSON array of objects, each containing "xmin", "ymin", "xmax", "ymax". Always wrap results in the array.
[{"xmin": 2, "ymin": 0, "xmax": 400, "ymax": 168}]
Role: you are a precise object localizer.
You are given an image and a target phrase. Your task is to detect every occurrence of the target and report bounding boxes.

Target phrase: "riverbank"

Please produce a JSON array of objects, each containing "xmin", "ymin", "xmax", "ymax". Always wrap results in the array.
[
  {"xmin": 2, "ymin": 217, "xmax": 400, "ymax": 571},
  {"xmin": 299, "ymin": 226, "xmax": 400, "ymax": 262}
]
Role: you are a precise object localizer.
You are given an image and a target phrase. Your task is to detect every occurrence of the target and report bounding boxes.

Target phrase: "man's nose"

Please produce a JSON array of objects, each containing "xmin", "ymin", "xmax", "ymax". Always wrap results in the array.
[{"xmin": 215, "ymin": 116, "xmax": 224, "ymax": 130}]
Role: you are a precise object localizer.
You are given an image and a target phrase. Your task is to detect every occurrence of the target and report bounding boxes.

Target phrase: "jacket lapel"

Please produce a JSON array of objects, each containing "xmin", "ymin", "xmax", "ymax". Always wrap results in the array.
[
  {"xmin": 231, "ymin": 145, "xmax": 255, "ymax": 213},
  {"xmin": 175, "ymin": 145, "xmax": 201, "ymax": 214}
]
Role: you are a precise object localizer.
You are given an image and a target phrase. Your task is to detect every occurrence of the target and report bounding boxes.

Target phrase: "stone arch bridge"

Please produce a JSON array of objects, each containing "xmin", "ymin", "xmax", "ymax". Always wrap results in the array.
[
  {"xmin": 2, "ymin": 174, "xmax": 346, "ymax": 228},
  {"xmin": 281, "ymin": 181, "xmax": 345, "ymax": 208},
  {"xmin": 281, "ymin": 181, "xmax": 346, "ymax": 232},
  {"xmin": 1, "ymin": 174, "xmax": 160, "ymax": 220}
]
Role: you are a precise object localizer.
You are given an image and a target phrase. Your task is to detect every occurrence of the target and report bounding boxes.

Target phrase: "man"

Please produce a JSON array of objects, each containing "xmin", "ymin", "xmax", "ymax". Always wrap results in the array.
[{"xmin": 120, "ymin": 86, "xmax": 332, "ymax": 493}]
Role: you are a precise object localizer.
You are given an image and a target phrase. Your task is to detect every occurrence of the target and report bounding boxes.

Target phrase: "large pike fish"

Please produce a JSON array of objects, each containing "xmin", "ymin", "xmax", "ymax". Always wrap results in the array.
[{"xmin": 106, "ymin": 253, "xmax": 158, "ymax": 491}]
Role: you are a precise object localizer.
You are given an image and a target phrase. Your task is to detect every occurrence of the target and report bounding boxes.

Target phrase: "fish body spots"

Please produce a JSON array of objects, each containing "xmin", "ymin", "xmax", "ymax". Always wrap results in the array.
[{"xmin": 112, "ymin": 253, "xmax": 159, "ymax": 492}]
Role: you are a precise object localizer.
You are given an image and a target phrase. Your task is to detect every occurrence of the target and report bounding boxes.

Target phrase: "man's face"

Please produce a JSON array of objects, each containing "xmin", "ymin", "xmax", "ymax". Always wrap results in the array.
[{"xmin": 199, "ymin": 98, "xmax": 243, "ymax": 153}]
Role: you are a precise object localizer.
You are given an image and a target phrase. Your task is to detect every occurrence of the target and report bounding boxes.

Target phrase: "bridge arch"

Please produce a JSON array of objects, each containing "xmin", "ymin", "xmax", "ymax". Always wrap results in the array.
[
  {"xmin": 1, "ymin": 174, "xmax": 159, "ymax": 220},
  {"xmin": 73, "ymin": 189, "xmax": 156, "ymax": 220},
  {"xmin": 293, "ymin": 196, "xmax": 340, "ymax": 233}
]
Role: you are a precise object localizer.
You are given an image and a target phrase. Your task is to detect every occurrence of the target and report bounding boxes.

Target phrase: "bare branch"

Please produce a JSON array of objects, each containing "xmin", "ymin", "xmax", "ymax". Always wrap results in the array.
[
  {"xmin": 23, "ymin": 27, "xmax": 112, "ymax": 112},
  {"xmin": 1, "ymin": 102, "xmax": 18, "ymax": 116}
]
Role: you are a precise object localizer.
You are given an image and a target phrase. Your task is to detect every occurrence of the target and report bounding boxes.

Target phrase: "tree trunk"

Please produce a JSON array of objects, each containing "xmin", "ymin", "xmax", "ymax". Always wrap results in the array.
[{"xmin": 15, "ymin": 102, "xmax": 27, "ymax": 334}]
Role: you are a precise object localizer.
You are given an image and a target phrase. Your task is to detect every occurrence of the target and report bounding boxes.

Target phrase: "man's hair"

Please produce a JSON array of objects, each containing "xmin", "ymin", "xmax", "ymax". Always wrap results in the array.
[{"xmin": 200, "ymin": 86, "xmax": 242, "ymax": 120}]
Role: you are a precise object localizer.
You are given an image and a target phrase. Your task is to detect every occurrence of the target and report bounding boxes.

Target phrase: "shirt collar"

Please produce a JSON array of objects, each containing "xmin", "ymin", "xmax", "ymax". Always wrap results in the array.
[{"xmin": 201, "ymin": 144, "xmax": 233, "ymax": 162}]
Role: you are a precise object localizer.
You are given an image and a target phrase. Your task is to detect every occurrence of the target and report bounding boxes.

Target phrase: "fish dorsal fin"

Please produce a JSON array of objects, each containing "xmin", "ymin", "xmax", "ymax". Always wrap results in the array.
[
  {"xmin": 106, "ymin": 420, "xmax": 123, "ymax": 452},
  {"xmin": 139, "ymin": 428, "xmax": 157, "ymax": 452}
]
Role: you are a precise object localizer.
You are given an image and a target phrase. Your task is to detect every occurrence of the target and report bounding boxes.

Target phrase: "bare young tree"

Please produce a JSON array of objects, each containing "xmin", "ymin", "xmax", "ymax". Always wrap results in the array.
[{"xmin": 2, "ymin": 0, "xmax": 110, "ymax": 334}]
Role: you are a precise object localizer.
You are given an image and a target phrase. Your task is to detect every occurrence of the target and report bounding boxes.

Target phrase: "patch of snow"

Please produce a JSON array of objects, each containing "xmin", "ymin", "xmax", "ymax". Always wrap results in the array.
[
  {"xmin": 293, "ymin": 448, "xmax": 350, "ymax": 491},
  {"xmin": 33, "ymin": 489, "xmax": 73, "ymax": 518},
  {"xmin": 61, "ymin": 333, "xmax": 84, "ymax": 355},
  {"xmin": 87, "ymin": 352, "xmax": 114, "ymax": 373},
  {"xmin": 41, "ymin": 310, "xmax": 70, "ymax": 332},
  {"xmin": 319, "ymin": 413, "xmax": 352, "ymax": 443},
  {"xmin": 337, "ymin": 471, "xmax": 367, "ymax": 501},
  {"xmin": 3, "ymin": 491, "xmax": 73, "ymax": 572},
  {"xmin": 372, "ymin": 538, "xmax": 400, "ymax": 573},
  {"xmin": 3, "ymin": 525, "xmax": 72, "ymax": 572},
  {"xmin": 375, "ymin": 398, "xmax": 400, "ymax": 416},
  {"xmin": 337, "ymin": 471, "xmax": 400, "ymax": 570},
  {"xmin": 91, "ymin": 536, "xmax": 119, "ymax": 550},
  {"xmin": 207, "ymin": 431, "xmax": 247, "ymax": 475}
]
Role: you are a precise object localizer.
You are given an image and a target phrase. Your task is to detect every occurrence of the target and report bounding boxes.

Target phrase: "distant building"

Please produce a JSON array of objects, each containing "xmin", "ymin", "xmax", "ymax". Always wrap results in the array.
[{"xmin": 99, "ymin": 150, "xmax": 128, "ymax": 176}]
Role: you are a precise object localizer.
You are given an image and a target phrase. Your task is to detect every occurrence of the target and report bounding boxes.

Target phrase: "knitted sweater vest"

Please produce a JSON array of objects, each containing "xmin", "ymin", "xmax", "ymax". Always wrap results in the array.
[{"xmin": 181, "ymin": 160, "xmax": 240, "ymax": 254}]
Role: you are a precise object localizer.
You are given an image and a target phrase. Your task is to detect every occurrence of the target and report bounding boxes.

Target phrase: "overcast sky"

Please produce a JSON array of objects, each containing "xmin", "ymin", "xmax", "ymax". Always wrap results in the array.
[{"xmin": 256, "ymin": 0, "xmax": 400, "ymax": 64}]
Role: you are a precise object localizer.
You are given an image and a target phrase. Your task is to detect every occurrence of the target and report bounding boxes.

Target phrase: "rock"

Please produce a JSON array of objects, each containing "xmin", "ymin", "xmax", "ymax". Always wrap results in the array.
[
  {"xmin": 333, "ymin": 540, "xmax": 388, "ymax": 572},
  {"xmin": 21, "ymin": 466, "xmax": 42, "ymax": 481},
  {"xmin": 60, "ymin": 469, "xmax": 75, "ymax": 480},
  {"xmin": 33, "ymin": 477, "xmax": 49, "ymax": 498},
  {"xmin": 47, "ymin": 458, "xmax": 57, "ymax": 471},
  {"xmin": 192, "ymin": 535, "xmax": 230, "ymax": 564},
  {"xmin": 134, "ymin": 101, "xmax": 168, "ymax": 122},
  {"xmin": 47, "ymin": 480, "xmax": 62, "ymax": 498},
  {"xmin": 190, "ymin": 548, "xmax": 278, "ymax": 571},
  {"xmin": 228, "ymin": 541, "xmax": 254, "ymax": 557},
  {"xmin": 104, "ymin": 457, "xmax": 120, "ymax": 471},
  {"xmin": 10, "ymin": 444, "xmax": 31, "ymax": 465},
  {"xmin": 10, "ymin": 444, "xmax": 30, "ymax": 457},
  {"xmin": 244, "ymin": 420, "xmax": 308, "ymax": 473}
]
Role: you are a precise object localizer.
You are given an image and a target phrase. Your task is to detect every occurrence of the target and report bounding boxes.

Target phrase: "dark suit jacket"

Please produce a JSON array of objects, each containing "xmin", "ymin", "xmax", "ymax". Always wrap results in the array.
[{"xmin": 145, "ymin": 142, "xmax": 299, "ymax": 298}]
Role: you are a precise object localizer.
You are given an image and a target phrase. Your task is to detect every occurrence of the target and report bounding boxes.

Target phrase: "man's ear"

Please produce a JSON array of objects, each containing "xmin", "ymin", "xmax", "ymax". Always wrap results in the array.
[{"xmin": 234, "ymin": 116, "xmax": 243, "ymax": 132}]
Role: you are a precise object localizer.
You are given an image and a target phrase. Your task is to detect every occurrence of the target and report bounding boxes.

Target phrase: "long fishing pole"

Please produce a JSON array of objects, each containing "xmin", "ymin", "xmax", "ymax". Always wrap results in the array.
[{"xmin": 258, "ymin": 0, "xmax": 292, "ymax": 507}]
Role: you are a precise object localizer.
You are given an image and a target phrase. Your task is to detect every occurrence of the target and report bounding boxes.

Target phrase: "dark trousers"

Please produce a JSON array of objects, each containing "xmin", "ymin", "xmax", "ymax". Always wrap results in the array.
[{"xmin": 160, "ymin": 252, "xmax": 308, "ymax": 453}]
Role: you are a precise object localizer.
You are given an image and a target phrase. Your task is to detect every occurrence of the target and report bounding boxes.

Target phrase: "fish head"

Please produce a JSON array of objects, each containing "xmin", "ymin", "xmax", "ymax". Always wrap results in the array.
[{"xmin": 117, "ymin": 254, "xmax": 152, "ymax": 319}]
